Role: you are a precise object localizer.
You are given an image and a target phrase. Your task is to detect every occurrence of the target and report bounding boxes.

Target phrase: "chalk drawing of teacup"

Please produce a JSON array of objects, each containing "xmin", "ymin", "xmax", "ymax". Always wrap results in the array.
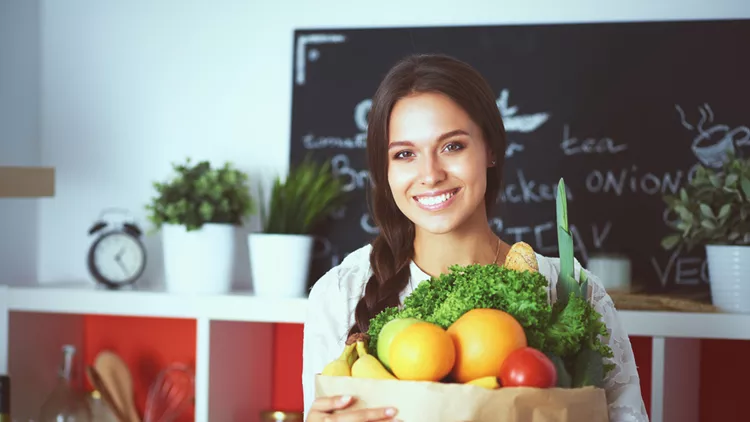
[
  {"xmin": 692, "ymin": 124, "xmax": 734, "ymax": 168},
  {"xmin": 728, "ymin": 125, "xmax": 750, "ymax": 149}
]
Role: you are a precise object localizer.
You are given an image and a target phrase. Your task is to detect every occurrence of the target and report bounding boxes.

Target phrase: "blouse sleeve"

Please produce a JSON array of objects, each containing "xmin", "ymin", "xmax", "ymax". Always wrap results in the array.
[
  {"xmin": 582, "ymin": 267, "xmax": 651, "ymax": 422},
  {"xmin": 301, "ymin": 265, "xmax": 358, "ymax": 419}
]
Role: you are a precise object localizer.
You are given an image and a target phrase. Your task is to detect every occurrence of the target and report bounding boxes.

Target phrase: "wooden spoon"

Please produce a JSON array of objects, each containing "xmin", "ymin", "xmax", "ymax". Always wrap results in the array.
[
  {"xmin": 94, "ymin": 351, "xmax": 142, "ymax": 422},
  {"xmin": 86, "ymin": 365, "xmax": 128, "ymax": 422}
]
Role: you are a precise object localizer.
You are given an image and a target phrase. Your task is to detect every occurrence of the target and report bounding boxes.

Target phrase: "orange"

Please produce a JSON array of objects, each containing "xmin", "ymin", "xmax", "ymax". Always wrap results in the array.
[
  {"xmin": 388, "ymin": 321, "xmax": 456, "ymax": 382},
  {"xmin": 447, "ymin": 308, "xmax": 527, "ymax": 383}
]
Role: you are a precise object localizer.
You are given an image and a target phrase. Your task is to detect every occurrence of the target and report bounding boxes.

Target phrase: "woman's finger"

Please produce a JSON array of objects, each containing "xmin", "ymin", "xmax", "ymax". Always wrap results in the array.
[
  {"xmin": 327, "ymin": 406, "xmax": 398, "ymax": 422},
  {"xmin": 310, "ymin": 395, "xmax": 355, "ymax": 412}
]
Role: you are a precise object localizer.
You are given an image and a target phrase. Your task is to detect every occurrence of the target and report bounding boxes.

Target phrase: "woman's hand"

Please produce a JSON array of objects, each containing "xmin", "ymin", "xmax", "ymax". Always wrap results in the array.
[{"xmin": 307, "ymin": 395, "xmax": 399, "ymax": 422}]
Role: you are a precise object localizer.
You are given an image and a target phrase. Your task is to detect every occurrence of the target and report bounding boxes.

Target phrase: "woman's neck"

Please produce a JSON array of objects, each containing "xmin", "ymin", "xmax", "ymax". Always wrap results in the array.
[{"xmin": 412, "ymin": 215, "xmax": 510, "ymax": 278}]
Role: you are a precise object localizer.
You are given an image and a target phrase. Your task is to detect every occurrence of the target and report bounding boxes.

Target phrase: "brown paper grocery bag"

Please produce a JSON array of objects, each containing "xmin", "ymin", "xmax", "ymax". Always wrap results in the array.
[{"xmin": 315, "ymin": 375, "xmax": 609, "ymax": 422}]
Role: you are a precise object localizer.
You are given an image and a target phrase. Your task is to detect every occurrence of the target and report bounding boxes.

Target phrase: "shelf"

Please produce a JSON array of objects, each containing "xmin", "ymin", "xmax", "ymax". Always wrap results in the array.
[
  {"xmin": 0, "ymin": 166, "xmax": 55, "ymax": 198},
  {"xmin": 6, "ymin": 283, "xmax": 307, "ymax": 324},
  {"xmin": 5, "ymin": 283, "xmax": 750, "ymax": 340},
  {"xmin": 619, "ymin": 310, "xmax": 750, "ymax": 340}
]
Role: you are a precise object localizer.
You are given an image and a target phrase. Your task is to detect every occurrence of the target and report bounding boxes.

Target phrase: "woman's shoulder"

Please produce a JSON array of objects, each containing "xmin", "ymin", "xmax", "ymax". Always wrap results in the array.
[{"xmin": 307, "ymin": 243, "xmax": 373, "ymax": 302}]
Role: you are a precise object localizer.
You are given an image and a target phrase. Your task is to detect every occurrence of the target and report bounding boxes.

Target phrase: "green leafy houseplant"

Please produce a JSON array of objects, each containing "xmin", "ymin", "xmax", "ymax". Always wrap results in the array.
[
  {"xmin": 145, "ymin": 158, "xmax": 255, "ymax": 232},
  {"xmin": 259, "ymin": 155, "xmax": 347, "ymax": 234},
  {"xmin": 661, "ymin": 152, "xmax": 750, "ymax": 252}
]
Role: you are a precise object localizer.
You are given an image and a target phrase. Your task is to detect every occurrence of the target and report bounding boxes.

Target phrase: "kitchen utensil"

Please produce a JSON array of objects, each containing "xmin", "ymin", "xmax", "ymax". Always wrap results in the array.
[
  {"xmin": 144, "ymin": 363, "xmax": 195, "ymax": 422},
  {"xmin": 93, "ymin": 351, "xmax": 141, "ymax": 422},
  {"xmin": 85, "ymin": 366, "xmax": 127, "ymax": 422}
]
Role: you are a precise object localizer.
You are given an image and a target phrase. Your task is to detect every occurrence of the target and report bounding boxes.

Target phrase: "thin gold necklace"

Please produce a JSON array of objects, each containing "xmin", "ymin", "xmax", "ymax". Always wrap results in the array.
[{"xmin": 492, "ymin": 238, "xmax": 502, "ymax": 265}]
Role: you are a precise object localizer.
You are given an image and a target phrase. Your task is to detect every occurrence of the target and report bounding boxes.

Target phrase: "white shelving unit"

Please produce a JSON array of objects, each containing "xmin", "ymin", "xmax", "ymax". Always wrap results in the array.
[
  {"xmin": 2, "ymin": 283, "xmax": 748, "ymax": 422},
  {"xmin": 0, "ymin": 283, "xmax": 307, "ymax": 422}
]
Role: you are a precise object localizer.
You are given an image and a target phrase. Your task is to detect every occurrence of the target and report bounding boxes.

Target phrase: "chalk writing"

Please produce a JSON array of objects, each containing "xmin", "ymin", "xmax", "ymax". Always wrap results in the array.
[
  {"xmin": 585, "ymin": 166, "xmax": 684, "ymax": 196},
  {"xmin": 497, "ymin": 89, "xmax": 550, "ymax": 133},
  {"xmin": 500, "ymin": 170, "xmax": 574, "ymax": 204},
  {"xmin": 360, "ymin": 212, "xmax": 379, "ymax": 235},
  {"xmin": 651, "ymin": 247, "xmax": 708, "ymax": 287},
  {"xmin": 592, "ymin": 221, "xmax": 612, "ymax": 249},
  {"xmin": 303, "ymin": 90, "xmax": 549, "ymax": 153},
  {"xmin": 354, "ymin": 99, "xmax": 371, "ymax": 132},
  {"xmin": 303, "ymin": 133, "xmax": 367, "ymax": 149},
  {"xmin": 490, "ymin": 218, "xmax": 612, "ymax": 263},
  {"xmin": 506, "ymin": 142, "xmax": 524, "ymax": 157},
  {"xmin": 561, "ymin": 125, "xmax": 628, "ymax": 155},
  {"xmin": 331, "ymin": 154, "xmax": 369, "ymax": 191}
]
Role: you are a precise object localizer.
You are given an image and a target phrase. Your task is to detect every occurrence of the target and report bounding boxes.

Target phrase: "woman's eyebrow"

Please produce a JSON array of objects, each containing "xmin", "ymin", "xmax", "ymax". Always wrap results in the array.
[{"xmin": 388, "ymin": 129, "xmax": 470, "ymax": 150}]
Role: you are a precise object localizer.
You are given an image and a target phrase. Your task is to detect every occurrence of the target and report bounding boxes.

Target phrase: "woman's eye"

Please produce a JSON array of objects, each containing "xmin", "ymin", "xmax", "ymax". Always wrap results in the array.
[
  {"xmin": 444, "ymin": 142, "xmax": 464, "ymax": 152},
  {"xmin": 394, "ymin": 150, "xmax": 414, "ymax": 159}
]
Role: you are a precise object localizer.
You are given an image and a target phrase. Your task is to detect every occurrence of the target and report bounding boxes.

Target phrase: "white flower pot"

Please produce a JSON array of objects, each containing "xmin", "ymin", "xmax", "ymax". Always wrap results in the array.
[
  {"xmin": 248, "ymin": 233, "xmax": 314, "ymax": 298},
  {"xmin": 162, "ymin": 223, "xmax": 237, "ymax": 294},
  {"xmin": 705, "ymin": 244, "xmax": 750, "ymax": 313}
]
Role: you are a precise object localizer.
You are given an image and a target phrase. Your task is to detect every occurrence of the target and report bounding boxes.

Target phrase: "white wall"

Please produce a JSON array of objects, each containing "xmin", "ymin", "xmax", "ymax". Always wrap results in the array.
[
  {"xmin": 22, "ymin": 0, "xmax": 750, "ymax": 285},
  {"xmin": 0, "ymin": 0, "xmax": 41, "ymax": 285}
]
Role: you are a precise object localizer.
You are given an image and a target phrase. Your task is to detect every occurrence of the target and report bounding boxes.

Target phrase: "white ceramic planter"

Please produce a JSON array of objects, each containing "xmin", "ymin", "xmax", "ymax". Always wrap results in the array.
[
  {"xmin": 162, "ymin": 223, "xmax": 237, "ymax": 294},
  {"xmin": 248, "ymin": 233, "xmax": 314, "ymax": 298},
  {"xmin": 705, "ymin": 244, "xmax": 750, "ymax": 313}
]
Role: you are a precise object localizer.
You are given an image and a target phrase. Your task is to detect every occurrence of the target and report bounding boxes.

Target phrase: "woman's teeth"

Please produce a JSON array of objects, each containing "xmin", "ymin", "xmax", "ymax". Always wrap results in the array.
[{"xmin": 416, "ymin": 191, "xmax": 455, "ymax": 206}]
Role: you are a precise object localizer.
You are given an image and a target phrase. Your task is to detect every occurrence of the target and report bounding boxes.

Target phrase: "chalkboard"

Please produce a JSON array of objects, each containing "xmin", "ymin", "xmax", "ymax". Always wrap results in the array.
[{"xmin": 289, "ymin": 19, "xmax": 750, "ymax": 294}]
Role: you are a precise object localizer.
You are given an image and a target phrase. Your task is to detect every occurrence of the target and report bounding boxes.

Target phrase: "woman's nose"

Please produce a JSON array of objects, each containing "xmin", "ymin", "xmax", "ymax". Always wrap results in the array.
[{"xmin": 419, "ymin": 156, "xmax": 446, "ymax": 185}]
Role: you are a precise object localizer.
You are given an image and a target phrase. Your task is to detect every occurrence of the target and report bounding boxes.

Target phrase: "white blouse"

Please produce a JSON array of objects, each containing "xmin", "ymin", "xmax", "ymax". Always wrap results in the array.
[{"xmin": 302, "ymin": 244, "xmax": 650, "ymax": 421}]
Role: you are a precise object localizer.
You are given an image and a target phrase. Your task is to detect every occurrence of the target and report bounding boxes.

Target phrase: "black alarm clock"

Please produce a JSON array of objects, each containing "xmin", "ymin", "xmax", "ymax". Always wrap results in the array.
[{"xmin": 87, "ymin": 208, "xmax": 147, "ymax": 289}]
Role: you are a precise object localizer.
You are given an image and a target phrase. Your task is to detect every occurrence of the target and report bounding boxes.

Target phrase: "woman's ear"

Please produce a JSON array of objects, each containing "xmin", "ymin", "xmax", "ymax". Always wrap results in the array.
[{"xmin": 487, "ymin": 148, "xmax": 497, "ymax": 168}]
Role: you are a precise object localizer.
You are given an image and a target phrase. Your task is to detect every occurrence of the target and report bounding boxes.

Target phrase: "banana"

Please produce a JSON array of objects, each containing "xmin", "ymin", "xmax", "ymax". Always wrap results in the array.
[
  {"xmin": 350, "ymin": 334, "xmax": 397, "ymax": 380},
  {"xmin": 465, "ymin": 376, "xmax": 500, "ymax": 389},
  {"xmin": 504, "ymin": 241, "xmax": 539, "ymax": 273},
  {"xmin": 321, "ymin": 340, "xmax": 358, "ymax": 377}
]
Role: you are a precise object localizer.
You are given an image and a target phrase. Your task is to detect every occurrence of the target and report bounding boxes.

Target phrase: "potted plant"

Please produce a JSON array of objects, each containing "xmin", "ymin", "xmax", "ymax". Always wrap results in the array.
[
  {"xmin": 661, "ymin": 151, "xmax": 750, "ymax": 313},
  {"xmin": 249, "ymin": 155, "xmax": 347, "ymax": 298},
  {"xmin": 146, "ymin": 158, "xmax": 255, "ymax": 294}
]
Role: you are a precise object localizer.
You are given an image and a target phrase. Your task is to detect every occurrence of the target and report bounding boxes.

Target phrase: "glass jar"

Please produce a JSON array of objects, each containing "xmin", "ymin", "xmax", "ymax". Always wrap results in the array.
[
  {"xmin": 37, "ymin": 345, "xmax": 92, "ymax": 422},
  {"xmin": 87, "ymin": 390, "xmax": 118, "ymax": 422}
]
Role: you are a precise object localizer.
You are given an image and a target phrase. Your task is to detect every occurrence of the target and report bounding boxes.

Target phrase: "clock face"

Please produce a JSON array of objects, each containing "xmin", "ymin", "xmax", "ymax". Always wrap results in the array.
[{"xmin": 91, "ymin": 232, "xmax": 146, "ymax": 285}]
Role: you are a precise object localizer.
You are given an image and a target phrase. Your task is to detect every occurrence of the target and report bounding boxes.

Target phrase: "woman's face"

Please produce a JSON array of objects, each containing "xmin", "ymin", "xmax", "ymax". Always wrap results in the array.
[{"xmin": 387, "ymin": 92, "xmax": 492, "ymax": 235}]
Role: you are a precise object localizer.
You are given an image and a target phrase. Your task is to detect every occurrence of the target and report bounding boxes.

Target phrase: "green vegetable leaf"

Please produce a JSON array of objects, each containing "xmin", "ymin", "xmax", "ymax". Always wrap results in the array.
[
  {"xmin": 556, "ymin": 178, "xmax": 578, "ymax": 305},
  {"xmin": 545, "ymin": 353, "xmax": 572, "ymax": 388},
  {"xmin": 572, "ymin": 345, "xmax": 605, "ymax": 388}
]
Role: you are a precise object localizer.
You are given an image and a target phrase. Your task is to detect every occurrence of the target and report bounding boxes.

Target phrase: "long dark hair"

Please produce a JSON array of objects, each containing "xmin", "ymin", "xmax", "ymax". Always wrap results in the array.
[{"xmin": 348, "ymin": 53, "xmax": 508, "ymax": 336}]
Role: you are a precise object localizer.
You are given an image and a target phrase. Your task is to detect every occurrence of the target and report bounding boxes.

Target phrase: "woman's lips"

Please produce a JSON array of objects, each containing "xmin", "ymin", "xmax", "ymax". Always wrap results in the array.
[{"xmin": 413, "ymin": 188, "xmax": 460, "ymax": 211}]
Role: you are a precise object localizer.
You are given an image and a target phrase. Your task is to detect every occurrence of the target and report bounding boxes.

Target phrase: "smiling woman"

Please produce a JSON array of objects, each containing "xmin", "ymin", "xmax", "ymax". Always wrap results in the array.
[{"xmin": 301, "ymin": 54, "xmax": 649, "ymax": 422}]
